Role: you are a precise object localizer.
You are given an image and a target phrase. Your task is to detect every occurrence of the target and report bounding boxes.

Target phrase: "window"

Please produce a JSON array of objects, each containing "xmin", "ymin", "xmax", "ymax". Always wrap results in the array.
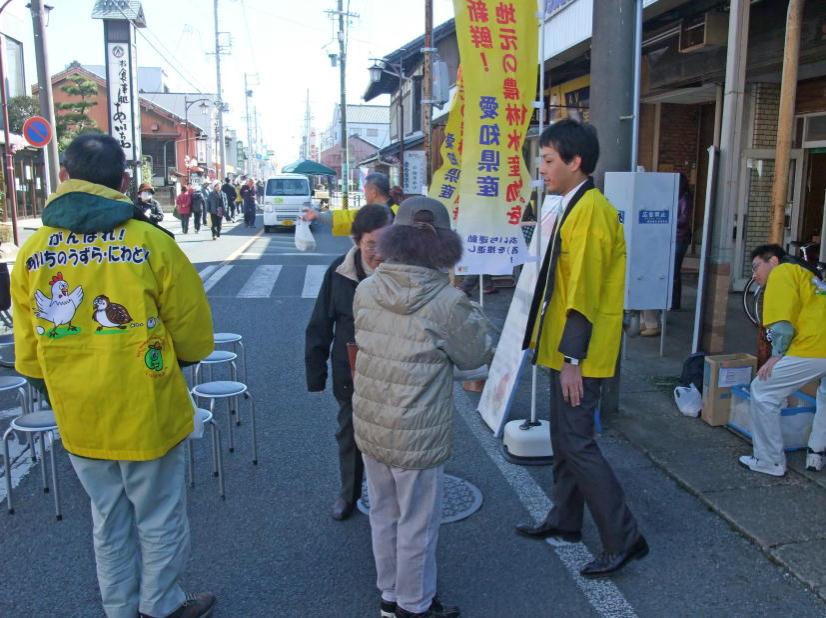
[{"xmin": 266, "ymin": 178, "xmax": 310, "ymax": 196}]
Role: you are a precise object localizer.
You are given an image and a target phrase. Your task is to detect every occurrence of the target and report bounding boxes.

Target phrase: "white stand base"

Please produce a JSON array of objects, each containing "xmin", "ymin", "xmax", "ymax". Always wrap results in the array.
[{"xmin": 502, "ymin": 419, "xmax": 553, "ymax": 466}]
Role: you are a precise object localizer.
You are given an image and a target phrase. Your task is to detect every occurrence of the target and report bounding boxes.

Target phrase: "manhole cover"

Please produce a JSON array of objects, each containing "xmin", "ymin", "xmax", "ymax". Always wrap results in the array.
[{"xmin": 357, "ymin": 474, "xmax": 483, "ymax": 524}]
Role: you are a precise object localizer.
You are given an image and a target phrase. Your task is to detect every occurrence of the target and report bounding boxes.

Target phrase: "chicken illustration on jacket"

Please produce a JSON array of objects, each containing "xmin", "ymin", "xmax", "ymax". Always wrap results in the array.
[
  {"xmin": 34, "ymin": 272, "xmax": 84, "ymax": 338},
  {"xmin": 92, "ymin": 295, "xmax": 133, "ymax": 331}
]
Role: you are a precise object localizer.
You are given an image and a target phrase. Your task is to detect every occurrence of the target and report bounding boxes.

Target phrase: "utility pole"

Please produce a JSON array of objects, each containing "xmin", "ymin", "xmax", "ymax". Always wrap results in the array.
[
  {"xmin": 29, "ymin": 0, "xmax": 59, "ymax": 194},
  {"xmin": 590, "ymin": 0, "xmax": 635, "ymax": 416},
  {"xmin": 769, "ymin": 0, "xmax": 805, "ymax": 244},
  {"xmin": 337, "ymin": 0, "xmax": 349, "ymax": 208},
  {"xmin": 302, "ymin": 89, "xmax": 311, "ymax": 160},
  {"xmin": 213, "ymin": 0, "xmax": 227, "ymax": 179},
  {"xmin": 422, "ymin": 0, "xmax": 434, "ymax": 189},
  {"xmin": 244, "ymin": 72, "xmax": 253, "ymax": 175}
]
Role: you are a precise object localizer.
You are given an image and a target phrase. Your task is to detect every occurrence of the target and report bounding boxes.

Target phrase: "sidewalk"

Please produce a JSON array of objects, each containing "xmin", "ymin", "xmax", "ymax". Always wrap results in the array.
[
  {"xmin": 613, "ymin": 278, "xmax": 826, "ymax": 601},
  {"xmin": 478, "ymin": 269, "xmax": 826, "ymax": 602}
]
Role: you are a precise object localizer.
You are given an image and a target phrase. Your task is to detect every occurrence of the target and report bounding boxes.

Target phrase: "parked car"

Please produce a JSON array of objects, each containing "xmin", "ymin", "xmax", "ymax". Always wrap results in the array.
[{"xmin": 262, "ymin": 173, "xmax": 316, "ymax": 232}]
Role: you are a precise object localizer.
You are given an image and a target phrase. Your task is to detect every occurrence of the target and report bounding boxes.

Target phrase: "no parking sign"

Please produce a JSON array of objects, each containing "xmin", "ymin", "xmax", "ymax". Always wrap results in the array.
[{"xmin": 22, "ymin": 116, "xmax": 53, "ymax": 148}]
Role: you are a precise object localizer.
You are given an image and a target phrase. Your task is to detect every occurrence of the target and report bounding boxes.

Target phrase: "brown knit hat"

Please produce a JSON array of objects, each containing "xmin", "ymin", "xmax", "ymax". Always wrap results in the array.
[{"xmin": 137, "ymin": 182, "xmax": 155, "ymax": 194}]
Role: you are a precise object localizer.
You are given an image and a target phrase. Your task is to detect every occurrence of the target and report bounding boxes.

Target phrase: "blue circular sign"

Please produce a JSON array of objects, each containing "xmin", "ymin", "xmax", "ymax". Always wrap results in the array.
[{"xmin": 22, "ymin": 116, "xmax": 53, "ymax": 148}]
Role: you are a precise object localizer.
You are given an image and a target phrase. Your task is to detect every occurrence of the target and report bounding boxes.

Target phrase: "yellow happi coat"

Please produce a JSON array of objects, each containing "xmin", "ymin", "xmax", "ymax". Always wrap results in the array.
[{"xmin": 12, "ymin": 180, "xmax": 213, "ymax": 460}]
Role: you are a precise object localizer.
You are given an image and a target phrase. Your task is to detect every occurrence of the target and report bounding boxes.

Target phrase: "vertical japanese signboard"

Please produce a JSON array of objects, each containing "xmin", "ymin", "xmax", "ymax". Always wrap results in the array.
[
  {"xmin": 403, "ymin": 151, "xmax": 427, "ymax": 195},
  {"xmin": 430, "ymin": 69, "xmax": 465, "ymax": 218},
  {"xmin": 451, "ymin": 0, "xmax": 538, "ymax": 275},
  {"xmin": 105, "ymin": 26, "xmax": 142, "ymax": 167}
]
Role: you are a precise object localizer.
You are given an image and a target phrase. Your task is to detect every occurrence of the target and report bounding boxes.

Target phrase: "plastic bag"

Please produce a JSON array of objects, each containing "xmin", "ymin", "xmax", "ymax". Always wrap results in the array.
[
  {"xmin": 674, "ymin": 384, "xmax": 702, "ymax": 418},
  {"xmin": 294, "ymin": 217, "xmax": 316, "ymax": 252}
]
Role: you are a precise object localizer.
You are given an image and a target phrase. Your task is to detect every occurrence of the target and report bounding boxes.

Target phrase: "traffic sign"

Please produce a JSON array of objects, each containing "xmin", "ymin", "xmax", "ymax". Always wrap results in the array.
[{"xmin": 22, "ymin": 116, "xmax": 53, "ymax": 148}]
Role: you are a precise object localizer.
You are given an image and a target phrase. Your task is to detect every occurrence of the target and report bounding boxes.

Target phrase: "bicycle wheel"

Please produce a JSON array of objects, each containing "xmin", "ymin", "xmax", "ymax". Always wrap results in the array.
[{"xmin": 742, "ymin": 278, "xmax": 763, "ymax": 327}]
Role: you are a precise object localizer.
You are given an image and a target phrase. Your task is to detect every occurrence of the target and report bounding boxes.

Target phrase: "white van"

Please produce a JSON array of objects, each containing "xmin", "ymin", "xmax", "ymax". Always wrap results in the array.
[{"xmin": 262, "ymin": 173, "xmax": 312, "ymax": 232}]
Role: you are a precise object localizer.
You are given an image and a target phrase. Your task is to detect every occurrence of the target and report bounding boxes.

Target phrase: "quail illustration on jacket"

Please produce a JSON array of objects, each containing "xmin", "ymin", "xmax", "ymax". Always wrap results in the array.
[{"xmin": 92, "ymin": 294, "xmax": 133, "ymax": 331}]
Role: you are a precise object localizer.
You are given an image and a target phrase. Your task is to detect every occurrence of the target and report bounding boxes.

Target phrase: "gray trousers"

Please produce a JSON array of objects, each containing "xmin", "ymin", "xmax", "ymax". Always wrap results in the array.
[
  {"xmin": 69, "ymin": 442, "xmax": 189, "ymax": 618},
  {"xmin": 335, "ymin": 398, "xmax": 364, "ymax": 503},
  {"xmin": 544, "ymin": 370, "xmax": 639, "ymax": 554},
  {"xmin": 750, "ymin": 356, "xmax": 826, "ymax": 466},
  {"xmin": 363, "ymin": 454, "xmax": 443, "ymax": 614}
]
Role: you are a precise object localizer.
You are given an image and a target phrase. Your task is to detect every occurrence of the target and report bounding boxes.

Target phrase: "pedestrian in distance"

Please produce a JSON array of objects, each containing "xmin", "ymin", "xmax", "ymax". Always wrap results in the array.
[
  {"xmin": 302, "ymin": 172, "xmax": 399, "ymax": 236},
  {"xmin": 175, "ymin": 184, "xmax": 193, "ymax": 234},
  {"xmin": 207, "ymin": 180, "xmax": 226, "ymax": 240},
  {"xmin": 10, "ymin": 133, "xmax": 216, "ymax": 618},
  {"xmin": 240, "ymin": 178, "xmax": 257, "ymax": 228},
  {"xmin": 190, "ymin": 184, "xmax": 205, "ymax": 234},
  {"xmin": 221, "ymin": 178, "xmax": 236, "ymax": 222},
  {"xmin": 135, "ymin": 182, "xmax": 164, "ymax": 225},
  {"xmin": 200, "ymin": 182, "xmax": 211, "ymax": 227},
  {"xmin": 517, "ymin": 119, "xmax": 648, "ymax": 577},
  {"xmin": 739, "ymin": 244, "xmax": 826, "ymax": 477},
  {"xmin": 256, "ymin": 178, "xmax": 264, "ymax": 201},
  {"xmin": 305, "ymin": 204, "xmax": 394, "ymax": 521},
  {"xmin": 353, "ymin": 196, "xmax": 495, "ymax": 618}
]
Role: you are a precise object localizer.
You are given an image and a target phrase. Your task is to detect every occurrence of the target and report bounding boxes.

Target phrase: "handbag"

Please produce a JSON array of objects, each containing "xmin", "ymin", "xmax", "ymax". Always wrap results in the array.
[{"xmin": 294, "ymin": 218, "xmax": 316, "ymax": 252}]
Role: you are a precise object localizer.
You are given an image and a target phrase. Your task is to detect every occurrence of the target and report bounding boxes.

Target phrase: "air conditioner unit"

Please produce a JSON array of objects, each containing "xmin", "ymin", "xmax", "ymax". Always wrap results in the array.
[{"xmin": 678, "ymin": 11, "xmax": 727, "ymax": 53}]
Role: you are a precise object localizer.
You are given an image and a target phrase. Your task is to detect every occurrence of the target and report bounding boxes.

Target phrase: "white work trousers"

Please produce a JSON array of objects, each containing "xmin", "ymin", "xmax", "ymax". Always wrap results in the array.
[
  {"xmin": 363, "ymin": 454, "xmax": 443, "ymax": 615},
  {"xmin": 749, "ymin": 356, "xmax": 826, "ymax": 466},
  {"xmin": 69, "ymin": 442, "xmax": 189, "ymax": 618}
]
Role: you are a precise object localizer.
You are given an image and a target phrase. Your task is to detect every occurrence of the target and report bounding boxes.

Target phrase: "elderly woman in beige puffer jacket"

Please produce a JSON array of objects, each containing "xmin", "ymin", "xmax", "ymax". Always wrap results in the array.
[{"xmin": 352, "ymin": 196, "xmax": 495, "ymax": 618}]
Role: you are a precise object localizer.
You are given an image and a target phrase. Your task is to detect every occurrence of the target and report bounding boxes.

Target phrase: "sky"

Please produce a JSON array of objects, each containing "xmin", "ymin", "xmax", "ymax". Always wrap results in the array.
[{"xmin": 27, "ymin": 0, "xmax": 457, "ymax": 167}]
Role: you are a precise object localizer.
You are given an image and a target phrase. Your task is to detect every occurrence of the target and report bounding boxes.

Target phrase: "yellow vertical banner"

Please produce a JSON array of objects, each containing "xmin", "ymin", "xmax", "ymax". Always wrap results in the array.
[
  {"xmin": 429, "ymin": 68, "xmax": 465, "ymax": 219},
  {"xmin": 451, "ymin": 0, "xmax": 538, "ymax": 275}
]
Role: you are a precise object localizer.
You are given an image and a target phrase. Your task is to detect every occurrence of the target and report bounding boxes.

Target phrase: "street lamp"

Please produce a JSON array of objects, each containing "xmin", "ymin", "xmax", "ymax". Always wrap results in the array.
[
  {"xmin": 369, "ymin": 58, "xmax": 410, "ymax": 191},
  {"xmin": 183, "ymin": 96, "xmax": 212, "ymax": 182}
]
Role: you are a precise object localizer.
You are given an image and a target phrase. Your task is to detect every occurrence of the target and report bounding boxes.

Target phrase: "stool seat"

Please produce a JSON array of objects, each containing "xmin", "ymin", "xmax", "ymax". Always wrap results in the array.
[
  {"xmin": 196, "ymin": 408, "xmax": 214, "ymax": 424},
  {"xmin": 214, "ymin": 332, "xmax": 242, "ymax": 344},
  {"xmin": 0, "ymin": 333, "xmax": 13, "ymax": 345},
  {"xmin": 193, "ymin": 381, "xmax": 247, "ymax": 398},
  {"xmin": 202, "ymin": 350, "xmax": 237, "ymax": 364},
  {"xmin": 0, "ymin": 376, "xmax": 27, "ymax": 391},
  {"xmin": 12, "ymin": 410, "xmax": 57, "ymax": 432}
]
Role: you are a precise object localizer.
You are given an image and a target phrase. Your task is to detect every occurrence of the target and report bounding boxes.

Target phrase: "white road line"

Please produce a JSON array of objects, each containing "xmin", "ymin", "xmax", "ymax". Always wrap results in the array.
[
  {"xmin": 301, "ymin": 265, "xmax": 328, "ymax": 299},
  {"xmin": 242, "ymin": 252, "xmax": 340, "ymax": 258},
  {"xmin": 237, "ymin": 265, "xmax": 282, "ymax": 298},
  {"xmin": 456, "ymin": 389, "xmax": 638, "ymax": 618},
  {"xmin": 199, "ymin": 265, "xmax": 218, "ymax": 281},
  {"xmin": 203, "ymin": 265, "xmax": 234, "ymax": 293}
]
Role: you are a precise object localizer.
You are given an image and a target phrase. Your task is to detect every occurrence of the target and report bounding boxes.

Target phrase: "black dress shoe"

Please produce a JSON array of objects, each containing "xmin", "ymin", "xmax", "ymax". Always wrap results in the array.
[
  {"xmin": 515, "ymin": 522, "xmax": 582, "ymax": 542},
  {"xmin": 331, "ymin": 497, "xmax": 355, "ymax": 521},
  {"xmin": 580, "ymin": 535, "xmax": 649, "ymax": 577}
]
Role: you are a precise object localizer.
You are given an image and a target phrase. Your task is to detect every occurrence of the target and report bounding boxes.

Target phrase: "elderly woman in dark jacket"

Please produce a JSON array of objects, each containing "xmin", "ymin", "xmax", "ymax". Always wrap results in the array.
[
  {"xmin": 207, "ymin": 181, "xmax": 227, "ymax": 239},
  {"xmin": 305, "ymin": 204, "xmax": 394, "ymax": 521}
]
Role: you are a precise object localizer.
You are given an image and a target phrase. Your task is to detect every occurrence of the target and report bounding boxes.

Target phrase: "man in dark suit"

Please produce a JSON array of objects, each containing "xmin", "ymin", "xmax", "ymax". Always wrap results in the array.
[{"xmin": 516, "ymin": 119, "xmax": 647, "ymax": 578}]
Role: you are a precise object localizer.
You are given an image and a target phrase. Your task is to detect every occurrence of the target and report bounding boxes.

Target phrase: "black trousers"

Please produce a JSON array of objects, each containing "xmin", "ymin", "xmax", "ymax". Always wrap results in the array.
[
  {"xmin": 335, "ymin": 397, "xmax": 364, "ymax": 504},
  {"xmin": 210, "ymin": 214, "xmax": 222, "ymax": 238},
  {"xmin": 244, "ymin": 206, "xmax": 256, "ymax": 226},
  {"xmin": 543, "ymin": 370, "xmax": 639, "ymax": 554},
  {"xmin": 192, "ymin": 211, "xmax": 202, "ymax": 232},
  {"xmin": 672, "ymin": 239, "xmax": 690, "ymax": 310},
  {"xmin": 180, "ymin": 214, "xmax": 190, "ymax": 234}
]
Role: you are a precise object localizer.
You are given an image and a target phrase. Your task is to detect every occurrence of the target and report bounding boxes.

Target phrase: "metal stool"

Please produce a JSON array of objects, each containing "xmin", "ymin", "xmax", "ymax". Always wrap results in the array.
[
  {"xmin": 0, "ymin": 375, "xmax": 35, "ymax": 462},
  {"xmin": 186, "ymin": 408, "xmax": 226, "ymax": 499},
  {"xmin": 195, "ymin": 351, "xmax": 242, "ymax": 426},
  {"xmin": 191, "ymin": 381, "xmax": 258, "ymax": 465},
  {"xmin": 0, "ymin": 333, "xmax": 15, "ymax": 369},
  {"xmin": 213, "ymin": 333, "xmax": 247, "ymax": 384},
  {"xmin": 2, "ymin": 409, "xmax": 62, "ymax": 520}
]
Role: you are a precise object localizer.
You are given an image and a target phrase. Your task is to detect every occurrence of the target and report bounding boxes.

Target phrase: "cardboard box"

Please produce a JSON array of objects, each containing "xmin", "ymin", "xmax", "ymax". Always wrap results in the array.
[
  {"xmin": 702, "ymin": 353, "xmax": 757, "ymax": 426},
  {"xmin": 801, "ymin": 380, "xmax": 821, "ymax": 399}
]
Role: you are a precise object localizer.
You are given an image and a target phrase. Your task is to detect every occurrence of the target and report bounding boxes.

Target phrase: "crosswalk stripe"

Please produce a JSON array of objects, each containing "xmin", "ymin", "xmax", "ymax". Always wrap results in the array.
[
  {"xmin": 237, "ymin": 265, "xmax": 282, "ymax": 298},
  {"xmin": 301, "ymin": 265, "xmax": 328, "ymax": 299},
  {"xmin": 203, "ymin": 265, "xmax": 234, "ymax": 292},
  {"xmin": 199, "ymin": 265, "xmax": 218, "ymax": 281}
]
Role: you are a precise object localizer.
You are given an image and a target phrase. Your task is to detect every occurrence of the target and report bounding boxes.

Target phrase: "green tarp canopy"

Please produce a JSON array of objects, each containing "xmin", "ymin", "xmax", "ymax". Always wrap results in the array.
[{"xmin": 281, "ymin": 159, "xmax": 336, "ymax": 176}]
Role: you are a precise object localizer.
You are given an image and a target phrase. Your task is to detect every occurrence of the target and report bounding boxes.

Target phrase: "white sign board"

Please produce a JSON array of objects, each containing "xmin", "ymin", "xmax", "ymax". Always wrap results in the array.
[
  {"xmin": 403, "ymin": 151, "xmax": 426, "ymax": 195},
  {"xmin": 106, "ymin": 40, "xmax": 141, "ymax": 163},
  {"xmin": 478, "ymin": 196, "xmax": 561, "ymax": 435}
]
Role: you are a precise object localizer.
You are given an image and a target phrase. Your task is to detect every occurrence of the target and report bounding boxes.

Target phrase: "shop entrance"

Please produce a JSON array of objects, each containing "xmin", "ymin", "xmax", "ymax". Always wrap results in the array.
[{"xmin": 799, "ymin": 150, "xmax": 826, "ymax": 250}]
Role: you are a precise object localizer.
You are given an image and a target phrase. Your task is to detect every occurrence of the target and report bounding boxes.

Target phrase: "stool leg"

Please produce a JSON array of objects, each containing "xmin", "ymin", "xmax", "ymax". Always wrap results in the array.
[
  {"xmin": 194, "ymin": 364, "xmax": 201, "ymax": 387},
  {"xmin": 187, "ymin": 439, "xmax": 195, "ymax": 488},
  {"xmin": 225, "ymin": 398, "xmax": 235, "ymax": 453},
  {"xmin": 210, "ymin": 420, "xmax": 225, "ymax": 499},
  {"xmin": 46, "ymin": 432, "xmax": 61, "ymax": 521},
  {"xmin": 237, "ymin": 341, "xmax": 248, "ymax": 386},
  {"xmin": 3, "ymin": 427, "xmax": 14, "ymax": 514},
  {"xmin": 39, "ymin": 433, "xmax": 48, "ymax": 493},
  {"xmin": 231, "ymin": 362, "xmax": 241, "ymax": 426},
  {"xmin": 248, "ymin": 391, "xmax": 258, "ymax": 465},
  {"xmin": 16, "ymin": 388, "xmax": 36, "ymax": 464},
  {"xmin": 210, "ymin": 420, "xmax": 219, "ymax": 478}
]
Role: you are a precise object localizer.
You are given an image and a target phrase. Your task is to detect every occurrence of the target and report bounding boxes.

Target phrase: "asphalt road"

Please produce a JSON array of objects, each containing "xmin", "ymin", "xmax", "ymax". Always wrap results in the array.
[{"xmin": 0, "ymin": 216, "xmax": 824, "ymax": 617}]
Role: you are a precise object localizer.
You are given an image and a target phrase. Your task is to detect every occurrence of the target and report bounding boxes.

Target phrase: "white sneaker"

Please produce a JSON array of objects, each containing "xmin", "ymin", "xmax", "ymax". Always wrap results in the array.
[
  {"xmin": 806, "ymin": 449, "xmax": 825, "ymax": 472},
  {"xmin": 738, "ymin": 455, "xmax": 786, "ymax": 477}
]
